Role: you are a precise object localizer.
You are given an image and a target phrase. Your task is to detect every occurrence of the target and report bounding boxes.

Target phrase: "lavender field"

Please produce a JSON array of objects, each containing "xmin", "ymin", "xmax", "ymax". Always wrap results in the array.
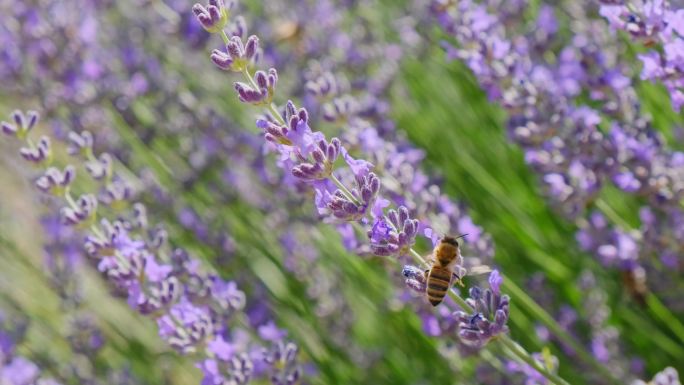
[{"xmin": 1, "ymin": 0, "xmax": 683, "ymax": 384}]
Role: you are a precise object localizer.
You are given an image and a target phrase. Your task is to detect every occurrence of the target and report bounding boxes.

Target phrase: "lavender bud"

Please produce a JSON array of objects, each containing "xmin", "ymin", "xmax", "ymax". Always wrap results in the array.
[
  {"xmin": 402, "ymin": 265, "xmax": 425, "ymax": 281},
  {"xmin": 100, "ymin": 180, "xmax": 134, "ymax": 207},
  {"xmin": 306, "ymin": 72, "xmax": 338, "ymax": 98},
  {"xmin": 67, "ymin": 131, "xmax": 94, "ymax": 157},
  {"xmin": 233, "ymin": 69, "xmax": 277, "ymax": 105},
  {"xmin": 291, "ymin": 137, "xmax": 340, "ymax": 181},
  {"xmin": 61, "ymin": 194, "xmax": 98, "ymax": 226},
  {"xmin": 192, "ymin": 0, "xmax": 230, "ymax": 34},
  {"xmin": 157, "ymin": 300, "xmax": 214, "ymax": 353},
  {"xmin": 214, "ymin": 35, "xmax": 260, "ymax": 72},
  {"xmin": 244, "ymin": 35, "xmax": 259, "ymax": 60},
  {"xmin": 2, "ymin": 110, "xmax": 39, "ymax": 139},
  {"xmin": 85, "ymin": 153, "xmax": 113, "ymax": 180},
  {"xmin": 229, "ymin": 15, "xmax": 247, "ymax": 38},
  {"xmin": 35, "ymin": 166, "xmax": 76, "ymax": 195},
  {"xmin": 132, "ymin": 203, "xmax": 148, "ymax": 229},
  {"xmin": 211, "ymin": 49, "xmax": 234, "ymax": 71},
  {"xmin": 322, "ymin": 95, "xmax": 359, "ymax": 122},
  {"xmin": 20, "ymin": 136, "xmax": 51, "ymax": 164},
  {"xmin": 1, "ymin": 121, "xmax": 17, "ymax": 136}
]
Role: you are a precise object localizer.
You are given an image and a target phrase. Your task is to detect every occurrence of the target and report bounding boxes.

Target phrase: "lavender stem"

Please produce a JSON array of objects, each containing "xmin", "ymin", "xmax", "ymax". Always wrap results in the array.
[
  {"xmin": 331, "ymin": 174, "xmax": 361, "ymax": 205},
  {"xmin": 499, "ymin": 336, "xmax": 570, "ymax": 385}
]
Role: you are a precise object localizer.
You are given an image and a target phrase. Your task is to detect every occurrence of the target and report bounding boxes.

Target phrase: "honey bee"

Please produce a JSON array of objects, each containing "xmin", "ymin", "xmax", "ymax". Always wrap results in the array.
[
  {"xmin": 274, "ymin": 20, "xmax": 304, "ymax": 44},
  {"xmin": 425, "ymin": 234, "xmax": 491, "ymax": 306},
  {"xmin": 621, "ymin": 266, "xmax": 648, "ymax": 306}
]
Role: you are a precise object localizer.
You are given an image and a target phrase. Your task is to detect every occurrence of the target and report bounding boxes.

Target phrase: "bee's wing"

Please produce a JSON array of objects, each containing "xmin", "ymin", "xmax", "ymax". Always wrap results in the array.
[{"xmin": 466, "ymin": 265, "xmax": 492, "ymax": 276}]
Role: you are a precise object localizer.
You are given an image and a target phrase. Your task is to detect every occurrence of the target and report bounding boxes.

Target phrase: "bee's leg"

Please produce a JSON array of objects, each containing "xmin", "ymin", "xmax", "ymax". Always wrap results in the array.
[
  {"xmin": 424, "ymin": 269, "xmax": 430, "ymax": 280},
  {"xmin": 452, "ymin": 273, "xmax": 465, "ymax": 287}
]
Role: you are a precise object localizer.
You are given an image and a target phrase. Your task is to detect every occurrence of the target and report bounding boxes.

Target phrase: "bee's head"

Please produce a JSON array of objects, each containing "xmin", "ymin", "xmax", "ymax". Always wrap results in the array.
[
  {"xmin": 441, "ymin": 236, "xmax": 460, "ymax": 248},
  {"xmin": 436, "ymin": 234, "xmax": 467, "ymax": 266},
  {"xmin": 441, "ymin": 234, "xmax": 467, "ymax": 248}
]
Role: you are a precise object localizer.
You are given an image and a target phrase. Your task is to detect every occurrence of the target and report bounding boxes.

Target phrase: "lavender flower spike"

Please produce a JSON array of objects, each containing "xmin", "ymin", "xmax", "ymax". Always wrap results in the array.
[
  {"xmin": 324, "ymin": 172, "xmax": 382, "ymax": 222},
  {"xmin": 403, "ymin": 264, "xmax": 427, "ymax": 293},
  {"xmin": 192, "ymin": 0, "xmax": 232, "ymax": 34},
  {"xmin": 292, "ymin": 137, "xmax": 341, "ymax": 181},
  {"xmin": 263, "ymin": 341, "xmax": 301, "ymax": 385},
  {"xmin": 454, "ymin": 270, "xmax": 510, "ymax": 347},
  {"xmin": 369, "ymin": 206, "xmax": 419, "ymax": 256}
]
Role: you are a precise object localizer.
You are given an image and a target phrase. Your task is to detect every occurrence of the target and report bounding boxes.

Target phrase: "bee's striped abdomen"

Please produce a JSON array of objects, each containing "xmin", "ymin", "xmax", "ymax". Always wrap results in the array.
[{"xmin": 426, "ymin": 266, "xmax": 452, "ymax": 306}]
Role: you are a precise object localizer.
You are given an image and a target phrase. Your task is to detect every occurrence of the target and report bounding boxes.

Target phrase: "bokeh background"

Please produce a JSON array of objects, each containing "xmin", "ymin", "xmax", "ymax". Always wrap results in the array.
[{"xmin": 1, "ymin": 0, "xmax": 683, "ymax": 384}]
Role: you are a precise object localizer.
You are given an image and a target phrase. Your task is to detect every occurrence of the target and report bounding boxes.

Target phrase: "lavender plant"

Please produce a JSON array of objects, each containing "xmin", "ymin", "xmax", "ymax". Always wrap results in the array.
[
  {"xmin": 431, "ymin": 0, "xmax": 684, "ymax": 331},
  {"xmin": 3, "ymin": 0, "xmax": 406, "ymax": 380},
  {"xmin": 430, "ymin": 0, "xmax": 684, "ymax": 380},
  {"xmin": 2, "ymin": 0, "xmax": 684, "ymax": 383},
  {"xmin": 0, "ymin": 308, "xmax": 55, "ymax": 385},
  {"xmin": 190, "ymin": 1, "xmax": 584, "ymax": 383},
  {"xmin": 1, "ymin": 109, "xmax": 302, "ymax": 385},
  {"xmin": 599, "ymin": 0, "xmax": 684, "ymax": 110}
]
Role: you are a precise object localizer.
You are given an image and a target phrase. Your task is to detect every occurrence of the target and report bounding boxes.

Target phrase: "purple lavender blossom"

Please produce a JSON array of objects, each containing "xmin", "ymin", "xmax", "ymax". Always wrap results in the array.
[
  {"xmin": 291, "ymin": 137, "xmax": 341, "ymax": 181},
  {"xmin": 212, "ymin": 35, "xmax": 260, "ymax": 72},
  {"xmin": 263, "ymin": 341, "xmax": 301, "ymax": 385},
  {"xmin": 1, "ymin": 357, "xmax": 42, "ymax": 385},
  {"xmin": 633, "ymin": 367, "xmax": 681, "ymax": 385},
  {"xmin": 368, "ymin": 206, "xmax": 419, "ymax": 256},
  {"xmin": 234, "ymin": 68, "xmax": 278, "ymax": 105},
  {"xmin": 317, "ymin": 172, "xmax": 384, "ymax": 222},
  {"xmin": 19, "ymin": 136, "xmax": 51, "ymax": 164},
  {"xmin": 599, "ymin": 1, "xmax": 684, "ymax": 110},
  {"xmin": 454, "ymin": 271, "xmax": 509, "ymax": 347},
  {"xmin": 1, "ymin": 110, "xmax": 39, "ymax": 140},
  {"xmin": 431, "ymin": 0, "xmax": 684, "ymax": 305},
  {"xmin": 192, "ymin": 0, "xmax": 231, "ymax": 34},
  {"xmin": 61, "ymin": 194, "xmax": 98, "ymax": 226},
  {"xmin": 402, "ymin": 264, "xmax": 428, "ymax": 294},
  {"xmin": 576, "ymin": 212, "xmax": 640, "ymax": 269},
  {"xmin": 157, "ymin": 300, "xmax": 213, "ymax": 353},
  {"xmin": 35, "ymin": 166, "xmax": 76, "ymax": 195},
  {"xmin": 67, "ymin": 131, "xmax": 94, "ymax": 157},
  {"xmin": 194, "ymin": 0, "xmax": 505, "ymax": 363}
]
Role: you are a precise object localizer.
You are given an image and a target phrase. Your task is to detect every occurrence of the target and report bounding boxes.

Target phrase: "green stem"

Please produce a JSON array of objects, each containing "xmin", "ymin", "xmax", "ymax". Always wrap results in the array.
[
  {"xmin": 241, "ymin": 68, "xmax": 261, "ymax": 93},
  {"xmin": 594, "ymin": 198, "xmax": 632, "ymax": 231},
  {"xmin": 330, "ymin": 174, "xmax": 360, "ymax": 205},
  {"xmin": 90, "ymin": 224, "xmax": 106, "ymax": 241},
  {"xmin": 646, "ymin": 294, "xmax": 684, "ymax": 346},
  {"xmin": 499, "ymin": 336, "xmax": 570, "ymax": 385},
  {"xmin": 226, "ymin": 35, "xmax": 285, "ymax": 126},
  {"xmin": 220, "ymin": 30, "xmax": 230, "ymax": 45},
  {"xmin": 64, "ymin": 188, "xmax": 78, "ymax": 210}
]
